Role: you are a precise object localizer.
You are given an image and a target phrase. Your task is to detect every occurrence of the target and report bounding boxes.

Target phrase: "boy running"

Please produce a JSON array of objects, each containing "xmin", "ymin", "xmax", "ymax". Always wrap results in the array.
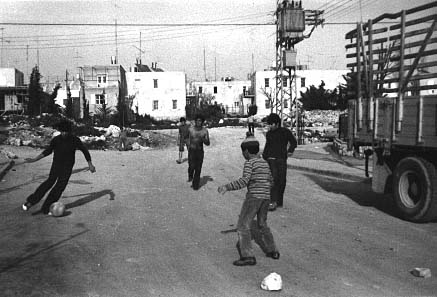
[
  {"xmin": 218, "ymin": 135, "xmax": 280, "ymax": 266},
  {"xmin": 187, "ymin": 114, "xmax": 210, "ymax": 190}
]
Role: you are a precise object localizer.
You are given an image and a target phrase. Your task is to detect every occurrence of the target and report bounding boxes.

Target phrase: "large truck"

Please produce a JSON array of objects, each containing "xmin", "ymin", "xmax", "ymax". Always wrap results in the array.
[{"xmin": 344, "ymin": 2, "xmax": 437, "ymax": 222}]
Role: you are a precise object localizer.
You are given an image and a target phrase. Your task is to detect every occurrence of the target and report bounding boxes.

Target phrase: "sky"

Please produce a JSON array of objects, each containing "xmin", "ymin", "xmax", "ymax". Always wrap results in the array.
[{"xmin": 0, "ymin": 0, "xmax": 433, "ymax": 84}]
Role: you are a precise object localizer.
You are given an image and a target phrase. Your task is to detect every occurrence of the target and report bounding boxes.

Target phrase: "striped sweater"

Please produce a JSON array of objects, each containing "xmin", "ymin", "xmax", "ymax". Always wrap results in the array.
[{"xmin": 224, "ymin": 157, "xmax": 273, "ymax": 200}]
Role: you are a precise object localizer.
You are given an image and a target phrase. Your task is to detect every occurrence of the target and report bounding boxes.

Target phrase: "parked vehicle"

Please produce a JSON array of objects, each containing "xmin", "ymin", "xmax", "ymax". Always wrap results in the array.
[{"xmin": 344, "ymin": 2, "xmax": 437, "ymax": 222}]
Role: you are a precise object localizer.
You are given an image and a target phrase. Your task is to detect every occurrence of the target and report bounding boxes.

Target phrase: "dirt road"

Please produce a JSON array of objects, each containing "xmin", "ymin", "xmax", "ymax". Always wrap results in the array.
[{"xmin": 0, "ymin": 127, "xmax": 436, "ymax": 297}]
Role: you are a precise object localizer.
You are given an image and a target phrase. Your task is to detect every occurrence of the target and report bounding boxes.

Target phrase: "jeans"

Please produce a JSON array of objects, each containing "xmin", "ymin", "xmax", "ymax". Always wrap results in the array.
[
  {"xmin": 188, "ymin": 148, "xmax": 204, "ymax": 189},
  {"xmin": 267, "ymin": 158, "xmax": 287, "ymax": 206},
  {"xmin": 248, "ymin": 123, "xmax": 255, "ymax": 134},
  {"xmin": 27, "ymin": 165, "xmax": 72, "ymax": 213},
  {"xmin": 236, "ymin": 198, "xmax": 277, "ymax": 258}
]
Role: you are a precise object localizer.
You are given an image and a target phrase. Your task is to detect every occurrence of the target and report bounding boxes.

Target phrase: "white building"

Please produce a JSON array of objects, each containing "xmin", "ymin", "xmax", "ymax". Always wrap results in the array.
[
  {"xmin": 252, "ymin": 69, "xmax": 348, "ymax": 118},
  {"xmin": 189, "ymin": 78, "xmax": 251, "ymax": 115},
  {"xmin": 0, "ymin": 68, "xmax": 26, "ymax": 112},
  {"xmin": 126, "ymin": 66, "xmax": 186, "ymax": 121}
]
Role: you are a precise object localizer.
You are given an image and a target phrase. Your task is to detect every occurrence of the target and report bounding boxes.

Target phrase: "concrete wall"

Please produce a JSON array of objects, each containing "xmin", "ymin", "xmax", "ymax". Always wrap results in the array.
[{"xmin": 126, "ymin": 71, "xmax": 186, "ymax": 120}]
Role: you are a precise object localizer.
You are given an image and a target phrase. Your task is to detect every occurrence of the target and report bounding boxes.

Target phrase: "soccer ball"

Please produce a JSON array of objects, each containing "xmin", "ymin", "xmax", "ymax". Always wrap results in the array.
[{"xmin": 50, "ymin": 201, "xmax": 66, "ymax": 217}]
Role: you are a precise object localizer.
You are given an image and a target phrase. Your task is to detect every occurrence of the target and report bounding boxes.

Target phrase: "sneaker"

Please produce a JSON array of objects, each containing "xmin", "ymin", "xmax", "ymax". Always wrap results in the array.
[
  {"xmin": 266, "ymin": 251, "xmax": 280, "ymax": 260},
  {"xmin": 268, "ymin": 202, "xmax": 277, "ymax": 211},
  {"xmin": 22, "ymin": 202, "xmax": 32, "ymax": 211},
  {"xmin": 187, "ymin": 177, "xmax": 193, "ymax": 182},
  {"xmin": 47, "ymin": 211, "xmax": 53, "ymax": 216},
  {"xmin": 233, "ymin": 257, "xmax": 256, "ymax": 266},
  {"xmin": 176, "ymin": 160, "xmax": 182, "ymax": 164}
]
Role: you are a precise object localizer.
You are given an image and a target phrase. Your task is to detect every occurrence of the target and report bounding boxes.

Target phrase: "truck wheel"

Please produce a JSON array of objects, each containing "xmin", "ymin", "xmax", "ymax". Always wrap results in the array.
[{"xmin": 393, "ymin": 157, "xmax": 437, "ymax": 222}]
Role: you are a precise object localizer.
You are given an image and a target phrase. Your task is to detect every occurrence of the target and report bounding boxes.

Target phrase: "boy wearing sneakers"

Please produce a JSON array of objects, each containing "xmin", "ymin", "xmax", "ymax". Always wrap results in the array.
[
  {"xmin": 217, "ymin": 135, "xmax": 280, "ymax": 266},
  {"xmin": 22, "ymin": 120, "xmax": 96, "ymax": 215}
]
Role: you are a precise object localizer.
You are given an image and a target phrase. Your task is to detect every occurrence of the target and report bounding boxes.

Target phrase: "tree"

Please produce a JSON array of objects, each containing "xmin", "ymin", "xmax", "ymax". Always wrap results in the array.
[
  {"xmin": 27, "ymin": 66, "xmax": 43, "ymax": 116},
  {"xmin": 248, "ymin": 104, "xmax": 258, "ymax": 116},
  {"xmin": 185, "ymin": 91, "xmax": 223, "ymax": 122},
  {"xmin": 300, "ymin": 80, "xmax": 341, "ymax": 110},
  {"xmin": 95, "ymin": 102, "xmax": 114, "ymax": 127},
  {"xmin": 47, "ymin": 83, "xmax": 61, "ymax": 114},
  {"xmin": 65, "ymin": 86, "xmax": 74, "ymax": 119},
  {"xmin": 260, "ymin": 87, "xmax": 274, "ymax": 113}
]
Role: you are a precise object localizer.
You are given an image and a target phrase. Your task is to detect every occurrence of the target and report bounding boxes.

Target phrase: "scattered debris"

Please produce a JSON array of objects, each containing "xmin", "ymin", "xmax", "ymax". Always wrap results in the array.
[
  {"xmin": 261, "ymin": 272, "xmax": 282, "ymax": 291},
  {"xmin": 410, "ymin": 268, "xmax": 431, "ymax": 278}
]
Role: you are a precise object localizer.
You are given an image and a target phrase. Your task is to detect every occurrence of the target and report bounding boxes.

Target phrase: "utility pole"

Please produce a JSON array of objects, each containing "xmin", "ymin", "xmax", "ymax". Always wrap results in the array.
[
  {"xmin": 275, "ymin": 0, "xmax": 324, "ymax": 144},
  {"xmin": 115, "ymin": 19, "xmax": 118, "ymax": 63},
  {"xmin": 0, "ymin": 28, "xmax": 4, "ymax": 67},
  {"xmin": 26, "ymin": 45, "xmax": 29, "ymax": 84},
  {"xmin": 203, "ymin": 48, "xmax": 207, "ymax": 81}
]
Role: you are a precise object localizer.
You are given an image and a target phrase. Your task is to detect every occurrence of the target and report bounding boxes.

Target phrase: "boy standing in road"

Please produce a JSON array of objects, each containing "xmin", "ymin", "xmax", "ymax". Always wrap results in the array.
[
  {"xmin": 187, "ymin": 114, "xmax": 210, "ymax": 190},
  {"xmin": 262, "ymin": 113, "xmax": 297, "ymax": 211},
  {"xmin": 218, "ymin": 135, "xmax": 280, "ymax": 266},
  {"xmin": 176, "ymin": 117, "xmax": 190, "ymax": 164},
  {"xmin": 22, "ymin": 120, "xmax": 96, "ymax": 215}
]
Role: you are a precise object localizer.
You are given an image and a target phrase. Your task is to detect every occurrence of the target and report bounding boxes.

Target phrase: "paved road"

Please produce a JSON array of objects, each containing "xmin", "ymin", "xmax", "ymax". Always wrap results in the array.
[{"xmin": 0, "ymin": 127, "xmax": 436, "ymax": 297}]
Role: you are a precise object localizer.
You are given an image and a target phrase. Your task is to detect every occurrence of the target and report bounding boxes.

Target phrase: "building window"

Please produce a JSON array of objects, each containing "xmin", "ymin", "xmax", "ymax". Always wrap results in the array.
[
  {"xmin": 234, "ymin": 102, "xmax": 239, "ymax": 107},
  {"xmin": 172, "ymin": 100, "xmax": 177, "ymax": 109},
  {"xmin": 135, "ymin": 79, "xmax": 141, "ymax": 81},
  {"xmin": 284, "ymin": 99, "xmax": 288, "ymax": 108},
  {"xmin": 301, "ymin": 77, "xmax": 306, "ymax": 88},
  {"xmin": 243, "ymin": 86, "xmax": 246, "ymax": 95},
  {"xmin": 97, "ymin": 75, "xmax": 107, "ymax": 84},
  {"xmin": 153, "ymin": 100, "xmax": 158, "ymax": 110},
  {"xmin": 213, "ymin": 86, "xmax": 217, "ymax": 94},
  {"xmin": 95, "ymin": 94, "xmax": 106, "ymax": 105},
  {"xmin": 265, "ymin": 100, "xmax": 270, "ymax": 109},
  {"xmin": 264, "ymin": 78, "xmax": 270, "ymax": 88},
  {"xmin": 283, "ymin": 79, "xmax": 287, "ymax": 87},
  {"xmin": 153, "ymin": 79, "xmax": 158, "ymax": 88},
  {"xmin": 199, "ymin": 86, "xmax": 203, "ymax": 94}
]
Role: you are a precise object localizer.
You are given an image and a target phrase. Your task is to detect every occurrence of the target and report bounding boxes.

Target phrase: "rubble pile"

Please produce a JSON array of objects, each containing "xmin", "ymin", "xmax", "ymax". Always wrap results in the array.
[
  {"xmin": 303, "ymin": 110, "xmax": 341, "ymax": 127},
  {"xmin": 0, "ymin": 117, "xmax": 175, "ymax": 151}
]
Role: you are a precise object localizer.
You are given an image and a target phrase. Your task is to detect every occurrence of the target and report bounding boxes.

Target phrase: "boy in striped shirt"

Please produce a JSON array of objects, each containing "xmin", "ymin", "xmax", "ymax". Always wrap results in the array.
[{"xmin": 218, "ymin": 135, "xmax": 280, "ymax": 266}]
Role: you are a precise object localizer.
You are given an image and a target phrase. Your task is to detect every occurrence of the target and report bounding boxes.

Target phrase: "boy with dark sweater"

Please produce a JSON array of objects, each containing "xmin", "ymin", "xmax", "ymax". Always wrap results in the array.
[
  {"xmin": 22, "ymin": 120, "xmax": 96, "ymax": 215},
  {"xmin": 218, "ymin": 135, "xmax": 280, "ymax": 266},
  {"xmin": 263, "ymin": 113, "xmax": 297, "ymax": 211}
]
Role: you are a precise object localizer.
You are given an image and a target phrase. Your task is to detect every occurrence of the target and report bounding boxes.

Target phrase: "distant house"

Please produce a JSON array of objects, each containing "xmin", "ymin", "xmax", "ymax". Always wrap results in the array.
[
  {"xmin": 189, "ymin": 77, "xmax": 251, "ymax": 115},
  {"xmin": 43, "ymin": 75, "xmax": 85, "ymax": 119},
  {"xmin": 79, "ymin": 57, "xmax": 128, "ymax": 117},
  {"xmin": 252, "ymin": 69, "xmax": 348, "ymax": 118},
  {"xmin": 0, "ymin": 68, "xmax": 26, "ymax": 113},
  {"xmin": 126, "ymin": 61, "xmax": 186, "ymax": 120}
]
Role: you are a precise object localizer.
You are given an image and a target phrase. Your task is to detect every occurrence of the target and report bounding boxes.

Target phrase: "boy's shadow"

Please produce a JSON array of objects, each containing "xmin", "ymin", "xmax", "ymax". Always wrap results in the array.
[
  {"xmin": 199, "ymin": 175, "xmax": 213, "ymax": 188},
  {"xmin": 30, "ymin": 189, "xmax": 115, "ymax": 216},
  {"xmin": 64, "ymin": 189, "xmax": 115, "ymax": 210}
]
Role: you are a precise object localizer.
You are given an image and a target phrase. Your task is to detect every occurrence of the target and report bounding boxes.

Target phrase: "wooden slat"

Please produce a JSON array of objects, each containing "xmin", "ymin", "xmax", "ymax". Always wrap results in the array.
[
  {"xmin": 390, "ymin": 27, "xmax": 437, "ymax": 41},
  {"xmin": 390, "ymin": 14, "xmax": 437, "ymax": 30},
  {"xmin": 345, "ymin": 2, "xmax": 437, "ymax": 38},
  {"xmin": 390, "ymin": 49, "xmax": 437, "ymax": 62}
]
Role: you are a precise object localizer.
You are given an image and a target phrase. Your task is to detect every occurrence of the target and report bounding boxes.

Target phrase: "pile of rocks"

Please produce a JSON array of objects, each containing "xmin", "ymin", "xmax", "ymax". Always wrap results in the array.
[
  {"xmin": 303, "ymin": 110, "xmax": 341, "ymax": 127},
  {"xmin": 0, "ymin": 120, "xmax": 175, "ymax": 151}
]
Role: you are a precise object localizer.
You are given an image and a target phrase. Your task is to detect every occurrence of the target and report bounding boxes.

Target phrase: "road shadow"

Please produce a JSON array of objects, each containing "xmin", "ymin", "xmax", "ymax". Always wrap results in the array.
[
  {"xmin": 199, "ymin": 175, "xmax": 213, "ymax": 188},
  {"xmin": 303, "ymin": 173, "xmax": 398, "ymax": 219},
  {"xmin": 0, "ymin": 166, "xmax": 90, "ymax": 195},
  {"xmin": 64, "ymin": 189, "xmax": 115, "ymax": 210},
  {"xmin": 0, "ymin": 229, "xmax": 89, "ymax": 273}
]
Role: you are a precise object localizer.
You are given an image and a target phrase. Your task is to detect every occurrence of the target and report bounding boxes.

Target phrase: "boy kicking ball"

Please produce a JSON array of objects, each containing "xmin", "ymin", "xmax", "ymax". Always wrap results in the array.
[
  {"xmin": 217, "ymin": 135, "xmax": 280, "ymax": 266},
  {"xmin": 22, "ymin": 120, "xmax": 96, "ymax": 215}
]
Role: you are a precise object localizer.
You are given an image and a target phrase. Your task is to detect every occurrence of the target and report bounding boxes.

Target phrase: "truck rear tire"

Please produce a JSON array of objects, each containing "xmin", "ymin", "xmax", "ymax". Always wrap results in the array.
[{"xmin": 393, "ymin": 157, "xmax": 437, "ymax": 222}]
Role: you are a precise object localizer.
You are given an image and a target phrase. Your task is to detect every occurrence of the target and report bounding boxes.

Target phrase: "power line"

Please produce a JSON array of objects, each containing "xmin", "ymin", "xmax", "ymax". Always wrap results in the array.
[{"xmin": 0, "ymin": 22, "xmax": 274, "ymax": 27}]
